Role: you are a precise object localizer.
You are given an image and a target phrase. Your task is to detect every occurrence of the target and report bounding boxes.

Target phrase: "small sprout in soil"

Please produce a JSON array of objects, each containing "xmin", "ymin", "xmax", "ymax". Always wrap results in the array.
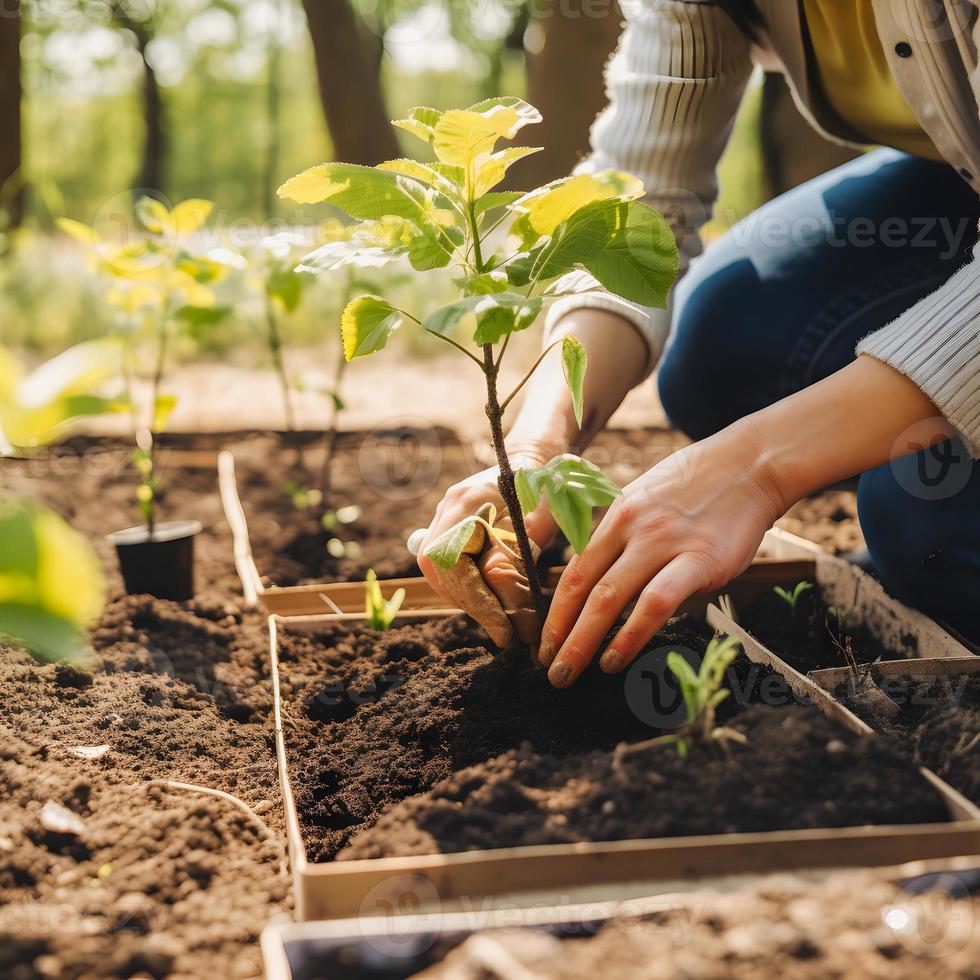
[
  {"xmin": 364, "ymin": 569, "xmax": 405, "ymax": 631},
  {"xmin": 773, "ymin": 580, "xmax": 813, "ymax": 614},
  {"xmin": 614, "ymin": 635, "xmax": 747, "ymax": 764},
  {"xmin": 279, "ymin": 97, "xmax": 679, "ymax": 632}
]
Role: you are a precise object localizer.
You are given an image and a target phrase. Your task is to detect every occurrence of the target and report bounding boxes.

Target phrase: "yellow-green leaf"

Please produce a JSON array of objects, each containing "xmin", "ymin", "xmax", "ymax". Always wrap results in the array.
[
  {"xmin": 135, "ymin": 197, "xmax": 174, "ymax": 235},
  {"xmin": 55, "ymin": 217, "xmax": 99, "ymax": 247},
  {"xmin": 515, "ymin": 171, "xmax": 644, "ymax": 237},
  {"xmin": 391, "ymin": 106, "xmax": 443, "ymax": 143},
  {"xmin": 473, "ymin": 145, "xmax": 542, "ymax": 197},
  {"xmin": 152, "ymin": 393, "xmax": 177, "ymax": 433},
  {"xmin": 561, "ymin": 335, "xmax": 587, "ymax": 427},
  {"xmin": 171, "ymin": 199, "xmax": 214, "ymax": 235},
  {"xmin": 341, "ymin": 295, "xmax": 405, "ymax": 361}
]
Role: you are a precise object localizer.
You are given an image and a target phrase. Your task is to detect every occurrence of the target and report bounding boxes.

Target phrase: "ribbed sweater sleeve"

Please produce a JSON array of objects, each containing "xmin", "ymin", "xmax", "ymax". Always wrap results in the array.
[{"xmin": 543, "ymin": 0, "xmax": 754, "ymax": 375}]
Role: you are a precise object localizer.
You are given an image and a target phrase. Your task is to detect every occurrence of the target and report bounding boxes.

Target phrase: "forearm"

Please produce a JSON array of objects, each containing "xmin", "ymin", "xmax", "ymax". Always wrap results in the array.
[
  {"xmin": 745, "ymin": 355, "xmax": 953, "ymax": 511},
  {"xmin": 505, "ymin": 310, "xmax": 649, "ymax": 461}
]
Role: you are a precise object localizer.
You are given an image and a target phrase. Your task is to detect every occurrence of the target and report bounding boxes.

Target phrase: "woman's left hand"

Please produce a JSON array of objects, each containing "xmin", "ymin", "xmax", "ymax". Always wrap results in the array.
[{"xmin": 538, "ymin": 418, "xmax": 788, "ymax": 688}]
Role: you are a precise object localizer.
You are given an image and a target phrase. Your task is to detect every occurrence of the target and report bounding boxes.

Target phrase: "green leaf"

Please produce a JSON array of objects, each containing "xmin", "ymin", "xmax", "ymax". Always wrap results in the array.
[
  {"xmin": 266, "ymin": 269, "xmax": 303, "ymax": 311},
  {"xmin": 421, "ymin": 294, "xmax": 542, "ymax": 345},
  {"xmin": 666, "ymin": 651, "xmax": 701, "ymax": 724},
  {"xmin": 561, "ymin": 336, "xmax": 587, "ymax": 427},
  {"xmin": 424, "ymin": 515, "xmax": 481, "ymax": 570},
  {"xmin": 474, "ymin": 191, "xmax": 523, "ymax": 218},
  {"xmin": 581, "ymin": 201, "xmax": 679, "ymax": 307},
  {"xmin": 277, "ymin": 163, "xmax": 430, "ymax": 225},
  {"xmin": 514, "ymin": 454, "xmax": 620, "ymax": 554},
  {"xmin": 452, "ymin": 271, "xmax": 509, "ymax": 295},
  {"xmin": 507, "ymin": 199, "xmax": 678, "ymax": 307},
  {"xmin": 176, "ymin": 305, "xmax": 230, "ymax": 329},
  {"xmin": 406, "ymin": 223, "xmax": 458, "ymax": 271},
  {"xmin": 340, "ymin": 295, "xmax": 405, "ymax": 361}
]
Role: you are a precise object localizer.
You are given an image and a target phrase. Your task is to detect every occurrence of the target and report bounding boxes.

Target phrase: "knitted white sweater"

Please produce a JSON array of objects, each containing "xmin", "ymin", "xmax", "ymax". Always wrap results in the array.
[{"xmin": 544, "ymin": 0, "xmax": 980, "ymax": 456}]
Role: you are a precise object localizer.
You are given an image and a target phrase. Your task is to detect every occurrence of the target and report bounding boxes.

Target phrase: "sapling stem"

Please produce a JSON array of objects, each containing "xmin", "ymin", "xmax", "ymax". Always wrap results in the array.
[
  {"xmin": 318, "ymin": 339, "xmax": 347, "ymax": 500},
  {"xmin": 265, "ymin": 295, "xmax": 296, "ymax": 433},
  {"xmin": 481, "ymin": 342, "xmax": 547, "ymax": 625},
  {"xmin": 145, "ymin": 304, "xmax": 171, "ymax": 540}
]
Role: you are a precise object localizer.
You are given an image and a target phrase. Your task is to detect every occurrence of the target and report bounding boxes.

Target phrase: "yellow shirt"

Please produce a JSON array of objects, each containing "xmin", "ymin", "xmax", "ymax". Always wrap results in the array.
[{"xmin": 804, "ymin": 0, "xmax": 942, "ymax": 161}]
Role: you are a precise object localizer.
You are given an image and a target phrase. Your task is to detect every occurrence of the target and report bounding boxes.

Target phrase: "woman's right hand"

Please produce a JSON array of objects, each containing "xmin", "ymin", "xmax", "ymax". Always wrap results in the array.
[{"xmin": 416, "ymin": 454, "xmax": 558, "ymax": 647}]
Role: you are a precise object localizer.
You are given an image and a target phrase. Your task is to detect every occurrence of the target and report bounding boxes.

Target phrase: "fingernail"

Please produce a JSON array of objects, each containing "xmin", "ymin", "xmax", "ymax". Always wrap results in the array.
[
  {"xmin": 549, "ymin": 662, "xmax": 573, "ymax": 688},
  {"xmin": 600, "ymin": 649, "xmax": 625, "ymax": 673},
  {"xmin": 538, "ymin": 635, "xmax": 556, "ymax": 668}
]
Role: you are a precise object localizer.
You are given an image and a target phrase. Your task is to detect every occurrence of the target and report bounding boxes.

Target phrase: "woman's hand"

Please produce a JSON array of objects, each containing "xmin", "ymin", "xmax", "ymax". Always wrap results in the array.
[
  {"xmin": 538, "ymin": 419, "xmax": 786, "ymax": 687},
  {"xmin": 417, "ymin": 454, "xmax": 558, "ymax": 646}
]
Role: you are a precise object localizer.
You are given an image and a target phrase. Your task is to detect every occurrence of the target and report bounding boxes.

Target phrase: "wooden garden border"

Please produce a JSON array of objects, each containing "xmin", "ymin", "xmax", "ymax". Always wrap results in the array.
[
  {"xmin": 259, "ymin": 853, "xmax": 980, "ymax": 980},
  {"xmin": 219, "ymin": 445, "xmax": 828, "ymax": 618},
  {"xmin": 269, "ymin": 561, "xmax": 980, "ymax": 922}
]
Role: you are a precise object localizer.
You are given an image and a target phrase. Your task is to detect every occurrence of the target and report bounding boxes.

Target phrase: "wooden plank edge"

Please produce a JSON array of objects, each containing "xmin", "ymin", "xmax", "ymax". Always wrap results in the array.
[
  {"xmin": 217, "ymin": 449, "xmax": 263, "ymax": 605},
  {"xmin": 706, "ymin": 604, "xmax": 980, "ymax": 823}
]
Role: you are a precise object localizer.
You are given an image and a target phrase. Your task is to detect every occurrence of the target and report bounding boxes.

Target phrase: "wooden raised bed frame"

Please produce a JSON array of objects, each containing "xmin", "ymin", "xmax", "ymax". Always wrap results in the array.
[{"xmin": 269, "ymin": 557, "xmax": 980, "ymax": 922}]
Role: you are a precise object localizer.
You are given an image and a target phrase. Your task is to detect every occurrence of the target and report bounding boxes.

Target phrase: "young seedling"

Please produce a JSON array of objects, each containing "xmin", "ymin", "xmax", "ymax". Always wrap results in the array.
[
  {"xmin": 58, "ymin": 197, "xmax": 226, "ymax": 537},
  {"xmin": 278, "ymin": 98, "xmax": 678, "ymax": 630},
  {"xmin": 773, "ymin": 580, "xmax": 813, "ymax": 614},
  {"xmin": 613, "ymin": 635, "xmax": 747, "ymax": 764},
  {"xmin": 364, "ymin": 569, "xmax": 406, "ymax": 631}
]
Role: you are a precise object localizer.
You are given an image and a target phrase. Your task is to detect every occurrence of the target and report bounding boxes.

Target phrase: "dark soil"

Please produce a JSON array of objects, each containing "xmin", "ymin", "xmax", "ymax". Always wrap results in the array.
[
  {"xmin": 276, "ymin": 612, "xmax": 947, "ymax": 863},
  {"xmin": 835, "ymin": 671, "xmax": 980, "ymax": 803},
  {"xmin": 0, "ymin": 434, "xmax": 288, "ymax": 978},
  {"xmin": 0, "ymin": 427, "xmax": 939, "ymax": 978},
  {"xmin": 740, "ymin": 584, "xmax": 911, "ymax": 674}
]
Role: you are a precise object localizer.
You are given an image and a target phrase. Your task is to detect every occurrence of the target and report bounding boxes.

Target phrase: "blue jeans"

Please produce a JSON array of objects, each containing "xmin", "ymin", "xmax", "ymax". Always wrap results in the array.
[{"xmin": 658, "ymin": 150, "xmax": 980, "ymax": 643}]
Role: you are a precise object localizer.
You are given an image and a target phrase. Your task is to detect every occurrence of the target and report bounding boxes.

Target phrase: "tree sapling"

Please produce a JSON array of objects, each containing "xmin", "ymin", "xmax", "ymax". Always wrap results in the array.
[{"xmin": 278, "ymin": 98, "xmax": 678, "ymax": 635}]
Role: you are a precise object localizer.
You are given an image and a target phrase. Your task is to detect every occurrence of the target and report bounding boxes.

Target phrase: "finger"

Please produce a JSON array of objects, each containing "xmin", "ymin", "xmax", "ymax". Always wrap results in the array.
[
  {"xmin": 597, "ymin": 553, "xmax": 713, "ymax": 674},
  {"xmin": 417, "ymin": 553, "xmax": 452, "ymax": 603},
  {"xmin": 538, "ymin": 504, "xmax": 630, "ymax": 667},
  {"xmin": 545, "ymin": 549, "xmax": 662, "ymax": 688},
  {"xmin": 429, "ymin": 556, "xmax": 514, "ymax": 648},
  {"xmin": 479, "ymin": 544, "xmax": 542, "ymax": 646}
]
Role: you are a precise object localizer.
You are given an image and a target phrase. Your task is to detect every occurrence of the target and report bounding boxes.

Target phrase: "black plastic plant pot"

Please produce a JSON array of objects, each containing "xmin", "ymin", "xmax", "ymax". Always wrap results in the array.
[{"xmin": 107, "ymin": 520, "xmax": 203, "ymax": 601}]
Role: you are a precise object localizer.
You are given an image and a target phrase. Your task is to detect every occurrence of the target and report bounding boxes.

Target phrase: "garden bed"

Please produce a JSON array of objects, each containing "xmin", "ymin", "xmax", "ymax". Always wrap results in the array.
[
  {"xmin": 809, "ymin": 659, "xmax": 980, "ymax": 805},
  {"xmin": 261, "ymin": 862, "xmax": 980, "ymax": 980},
  {"xmin": 271, "ymin": 561, "xmax": 980, "ymax": 921},
  {"xmin": 218, "ymin": 426, "xmax": 851, "ymax": 613}
]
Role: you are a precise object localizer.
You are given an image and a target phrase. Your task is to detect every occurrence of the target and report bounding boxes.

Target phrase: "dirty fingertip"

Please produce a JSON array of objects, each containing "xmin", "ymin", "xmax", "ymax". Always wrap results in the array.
[
  {"xmin": 548, "ymin": 661, "xmax": 573, "ymax": 689},
  {"xmin": 599, "ymin": 649, "xmax": 625, "ymax": 674}
]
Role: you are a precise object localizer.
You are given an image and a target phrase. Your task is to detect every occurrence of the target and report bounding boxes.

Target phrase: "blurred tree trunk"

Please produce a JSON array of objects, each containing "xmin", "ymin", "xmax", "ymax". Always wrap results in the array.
[
  {"xmin": 759, "ymin": 73, "xmax": 859, "ymax": 197},
  {"xmin": 0, "ymin": 0, "xmax": 23, "ymax": 226},
  {"xmin": 510, "ymin": 0, "xmax": 622, "ymax": 188},
  {"xmin": 301, "ymin": 0, "xmax": 398, "ymax": 165},
  {"xmin": 111, "ymin": 4, "xmax": 166, "ymax": 193}
]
